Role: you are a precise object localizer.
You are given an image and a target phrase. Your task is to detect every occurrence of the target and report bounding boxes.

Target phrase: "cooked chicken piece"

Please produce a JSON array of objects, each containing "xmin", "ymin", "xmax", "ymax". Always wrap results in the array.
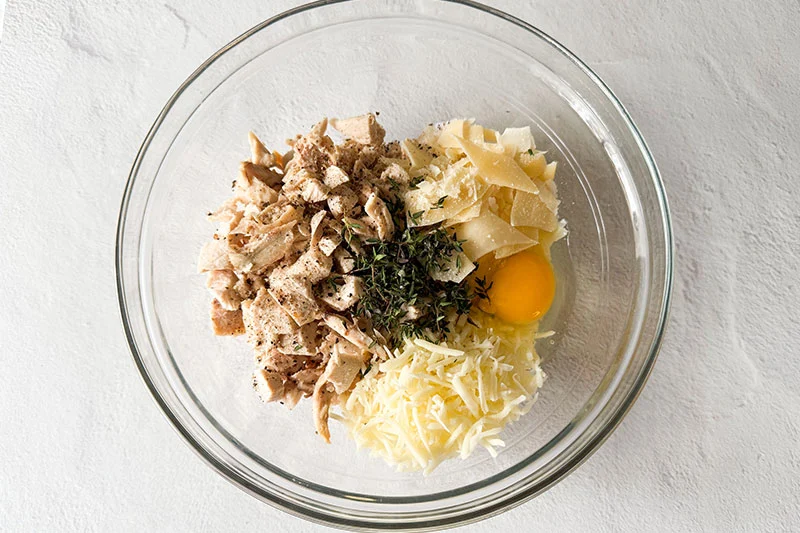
[
  {"xmin": 300, "ymin": 177, "xmax": 330, "ymax": 203},
  {"xmin": 317, "ymin": 235, "xmax": 340, "ymax": 257},
  {"xmin": 240, "ymin": 160, "xmax": 282, "ymax": 187},
  {"xmin": 268, "ymin": 276, "xmax": 321, "ymax": 326},
  {"xmin": 249, "ymin": 132, "xmax": 276, "ymax": 167},
  {"xmin": 197, "ymin": 239, "xmax": 233, "ymax": 273},
  {"xmin": 333, "ymin": 248, "xmax": 355, "ymax": 273},
  {"xmin": 323, "ymin": 165, "xmax": 350, "ymax": 189},
  {"xmin": 210, "ymin": 299, "xmax": 245, "ymax": 336},
  {"xmin": 229, "ymin": 221, "xmax": 297, "ymax": 273},
  {"xmin": 242, "ymin": 287, "xmax": 297, "ymax": 339},
  {"xmin": 255, "ymin": 348, "xmax": 308, "ymax": 374},
  {"xmin": 276, "ymin": 322, "xmax": 318, "ymax": 356},
  {"xmin": 309, "ymin": 210, "xmax": 326, "ymax": 246},
  {"xmin": 233, "ymin": 272, "xmax": 266, "ymax": 300},
  {"xmin": 312, "ymin": 381, "xmax": 335, "ymax": 443},
  {"xmin": 319, "ymin": 338, "xmax": 366, "ymax": 394},
  {"xmin": 342, "ymin": 216, "xmax": 377, "ymax": 240},
  {"xmin": 253, "ymin": 368, "xmax": 284, "ymax": 403},
  {"xmin": 352, "ymin": 147, "xmax": 382, "ymax": 182},
  {"xmin": 380, "ymin": 162, "xmax": 411, "ymax": 187},
  {"xmin": 285, "ymin": 246, "xmax": 333, "ymax": 283},
  {"xmin": 330, "ymin": 114, "xmax": 385, "ymax": 146},
  {"xmin": 352, "ymin": 179, "xmax": 379, "ymax": 205},
  {"xmin": 382, "ymin": 140, "xmax": 403, "ymax": 159},
  {"xmin": 290, "ymin": 119, "xmax": 333, "ymax": 174},
  {"xmin": 206, "ymin": 269, "xmax": 242, "ymax": 311},
  {"xmin": 363, "ymin": 193, "xmax": 395, "ymax": 240},
  {"xmin": 250, "ymin": 203, "xmax": 303, "ymax": 232},
  {"xmin": 240, "ymin": 178, "xmax": 278, "ymax": 206},
  {"xmin": 208, "ymin": 198, "xmax": 246, "ymax": 236},
  {"xmin": 282, "ymin": 381, "xmax": 304, "ymax": 409},
  {"xmin": 322, "ymin": 313, "xmax": 389, "ymax": 359},
  {"xmin": 319, "ymin": 275, "xmax": 362, "ymax": 311},
  {"xmin": 326, "ymin": 185, "xmax": 359, "ymax": 219},
  {"xmin": 291, "ymin": 365, "xmax": 324, "ymax": 395}
]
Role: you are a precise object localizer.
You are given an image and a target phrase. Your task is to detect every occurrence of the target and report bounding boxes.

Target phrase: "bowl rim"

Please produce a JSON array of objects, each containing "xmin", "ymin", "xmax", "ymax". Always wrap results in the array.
[{"xmin": 116, "ymin": 0, "xmax": 674, "ymax": 529}]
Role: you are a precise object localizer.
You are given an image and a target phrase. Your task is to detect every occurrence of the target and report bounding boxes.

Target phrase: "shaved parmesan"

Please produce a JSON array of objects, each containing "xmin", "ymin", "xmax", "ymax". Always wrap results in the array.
[
  {"xmin": 443, "ymin": 201, "xmax": 483, "ymax": 226},
  {"xmin": 510, "ymin": 191, "xmax": 559, "ymax": 232},
  {"xmin": 498, "ymin": 126, "xmax": 534, "ymax": 156},
  {"xmin": 516, "ymin": 150, "xmax": 547, "ymax": 179},
  {"xmin": 494, "ymin": 242, "xmax": 535, "ymax": 259},
  {"xmin": 542, "ymin": 161, "xmax": 557, "ymax": 182},
  {"xmin": 455, "ymin": 137, "xmax": 540, "ymax": 195},
  {"xmin": 430, "ymin": 251, "xmax": 475, "ymax": 283},
  {"xmin": 437, "ymin": 119, "xmax": 469, "ymax": 148},
  {"xmin": 404, "ymin": 166, "xmax": 486, "ymax": 227},
  {"xmin": 467, "ymin": 124, "xmax": 485, "ymax": 143},
  {"xmin": 454, "ymin": 211, "xmax": 533, "ymax": 260},
  {"xmin": 401, "ymin": 139, "xmax": 434, "ymax": 170},
  {"xmin": 535, "ymin": 178, "xmax": 559, "ymax": 213},
  {"xmin": 538, "ymin": 219, "xmax": 568, "ymax": 260}
]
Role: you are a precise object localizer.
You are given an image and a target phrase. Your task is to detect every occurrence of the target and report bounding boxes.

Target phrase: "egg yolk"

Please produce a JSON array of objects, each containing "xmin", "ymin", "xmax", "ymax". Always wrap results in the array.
[{"xmin": 483, "ymin": 249, "xmax": 555, "ymax": 324}]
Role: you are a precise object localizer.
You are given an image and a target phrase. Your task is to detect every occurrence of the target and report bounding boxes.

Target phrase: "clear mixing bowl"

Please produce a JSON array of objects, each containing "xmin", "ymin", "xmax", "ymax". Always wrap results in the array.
[{"xmin": 116, "ymin": 0, "xmax": 673, "ymax": 529}]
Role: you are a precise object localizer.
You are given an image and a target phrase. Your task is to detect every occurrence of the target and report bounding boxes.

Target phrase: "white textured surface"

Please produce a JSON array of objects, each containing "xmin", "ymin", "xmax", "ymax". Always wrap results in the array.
[{"xmin": 1, "ymin": 0, "xmax": 799, "ymax": 531}]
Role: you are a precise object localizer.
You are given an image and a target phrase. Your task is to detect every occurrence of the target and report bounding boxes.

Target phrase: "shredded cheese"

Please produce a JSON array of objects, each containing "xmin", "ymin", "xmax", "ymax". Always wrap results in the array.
[{"xmin": 337, "ymin": 314, "xmax": 545, "ymax": 474}]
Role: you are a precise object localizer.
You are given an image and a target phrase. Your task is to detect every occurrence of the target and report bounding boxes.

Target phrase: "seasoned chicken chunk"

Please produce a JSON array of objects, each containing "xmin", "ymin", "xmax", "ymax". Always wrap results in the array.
[
  {"xmin": 330, "ymin": 114, "xmax": 385, "ymax": 146},
  {"xmin": 206, "ymin": 269, "xmax": 242, "ymax": 311},
  {"xmin": 210, "ymin": 299, "xmax": 245, "ymax": 336},
  {"xmin": 268, "ymin": 276, "xmax": 321, "ymax": 327},
  {"xmin": 242, "ymin": 287, "xmax": 297, "ymax": 338},
  {"xmin": 363, "ymin": 193, "xmax": 395, "ymax": 240},
  {"xmin": 249, "ymin": 131, "xmax": 276, "ymax": 167},
  {"xmin": 319, "ymin": 275, "xmax": 362, "ymax": 311}
]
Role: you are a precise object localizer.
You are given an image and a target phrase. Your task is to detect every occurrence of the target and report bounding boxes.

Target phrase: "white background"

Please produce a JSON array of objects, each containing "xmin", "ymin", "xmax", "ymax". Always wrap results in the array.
[{"xmin": 1, "ymin": 0, "xmax": 799, "ymax": 531}]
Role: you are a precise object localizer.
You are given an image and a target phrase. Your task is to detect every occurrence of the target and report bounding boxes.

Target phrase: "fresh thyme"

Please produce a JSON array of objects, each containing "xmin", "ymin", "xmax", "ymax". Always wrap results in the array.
[{"xmin": 342, "ymin": 196, "xmax": 486, "ymax": 347}]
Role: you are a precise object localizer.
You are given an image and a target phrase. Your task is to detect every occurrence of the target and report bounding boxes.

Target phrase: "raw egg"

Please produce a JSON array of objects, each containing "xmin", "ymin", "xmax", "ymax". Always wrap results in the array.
[{"xmin": 480, "ymin": 249, "xmax": 555, "ymax": 324}]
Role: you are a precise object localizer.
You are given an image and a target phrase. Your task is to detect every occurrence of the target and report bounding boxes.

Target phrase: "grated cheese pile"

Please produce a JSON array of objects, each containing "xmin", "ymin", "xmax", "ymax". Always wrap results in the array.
[{"xmin": 335, "ymin": 314, "xmax": 547, "ymax": 474}]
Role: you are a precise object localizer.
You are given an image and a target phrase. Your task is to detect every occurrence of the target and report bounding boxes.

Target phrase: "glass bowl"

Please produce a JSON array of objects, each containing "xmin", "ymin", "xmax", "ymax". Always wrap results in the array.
[{"xmin": 116, "ymin": 0, "xmax": 673, "ymax": 530}]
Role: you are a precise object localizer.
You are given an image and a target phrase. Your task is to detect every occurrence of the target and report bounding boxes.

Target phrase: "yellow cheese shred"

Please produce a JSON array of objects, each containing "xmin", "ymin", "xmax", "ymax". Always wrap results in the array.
[{"xmin": 335, "ymin": 313, "xmax": 545, "ymax": 474}]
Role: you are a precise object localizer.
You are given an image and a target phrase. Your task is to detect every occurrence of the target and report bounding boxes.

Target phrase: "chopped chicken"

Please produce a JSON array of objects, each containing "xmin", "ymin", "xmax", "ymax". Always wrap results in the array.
[
  {"xmin": 210, "ymin": 299, "xmax": 245, "ymax": 336},
  {"xmin": 323, "ymin": 165, "xmax": 350, "ymax": 189},
  {"xmin": 326, "ymin": 186, "xmax": 359, "ymax": 219},
  {"xmin": 312, "ymin": 381, "xmax": 335, "ymax": 443},
  {"xmin": 364, "ymin": 193, "xmax": 395, "ymax": 240},
  {"xmin": 330, "ymin": 114, "xmax": 385, "ymax": 146},
  {"xmin": 242, "ymin": 287, "xmax": 297, "ymax": 338},
  {"xmin": 322, "ymin": 314, "xmax": 389, "ymax": 360},
  {"xmin": 319, "ymin": 337, "xmax": 366, "ymax": 394},
  {"xmin": 197, "ymin": 239, "xmax": 234, "ymax": 273},
  {"xmin": 333, "ymin": 247, "xmax": 355, "ymax": 273},
  {"xmin": 309, "ymin": 210, "xmax": 326, "ymax": 246},
  {"xmin": 286, "ymin": 246, "xmax": 333, "ymax": 283},
  {"xmin": 249, "ymin": 132, "xmax": 276, "ymax": 167},
  {"xmin": 317, "ymin": 235, "xmax": 340, "ymax": 257},
  {"xmin": 206, "ymin": 269, "xmax": 242, "ymax": 311},
  {"xmin": 268, "ymin": 276, "xmax": 321, "ymax": 327},
  {"xmin": 200, "ymin": 114, "xmax": 403, "ymax": 441},
  {"xmin": 319, "ymin": 275, "xmax": 362, "ymax": 311},
  {"xmin": 300, "ymin": 178, "xmax": 330, "ymax": 203},
  {"xmin": 253, "ymin": 368, "xmax": 284, "ymax": 403},
  {"xmin": 275, "ymin": 322, "xmax": 318, "ymax": 356},
  {"xmin": 228, "ymin": 221, "xmax": 297, "ymax": 272},
  {"xmin": 240, "ymin": 161, "xmax": 282, "ymax": 187},
  {"xmin": 292, "ymin": 366, "xmax": 323, "ymax": 395}
]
